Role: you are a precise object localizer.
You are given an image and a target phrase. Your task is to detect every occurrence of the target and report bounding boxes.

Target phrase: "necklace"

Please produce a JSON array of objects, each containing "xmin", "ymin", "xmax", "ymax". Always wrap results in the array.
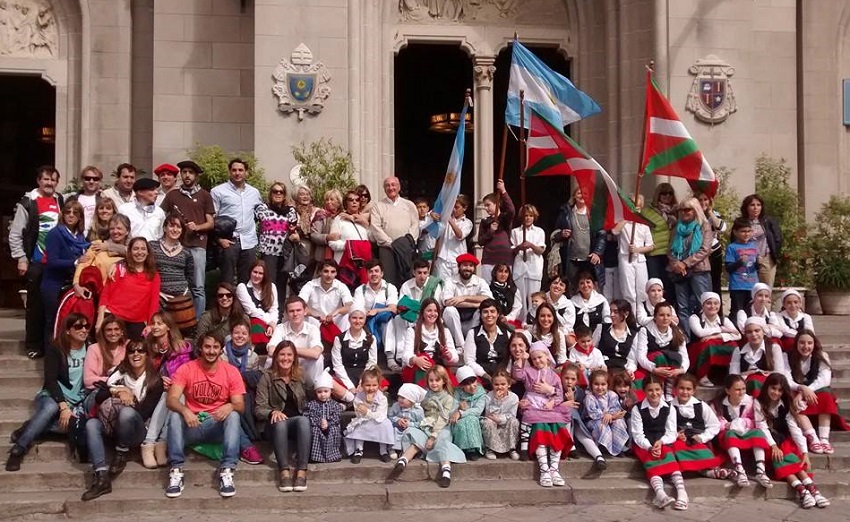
[
  {"xmin": 160, "ymin": 240, "xmax": 182, "ymax": 257},
  {"xmin": 574, "ymin": 207, "xmax": 589, "ymax": 231}
]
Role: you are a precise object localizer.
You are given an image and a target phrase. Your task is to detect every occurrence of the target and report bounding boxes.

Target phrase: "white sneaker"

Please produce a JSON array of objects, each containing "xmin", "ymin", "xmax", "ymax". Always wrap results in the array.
[
  {"xmin": 808, "ymin": 485, "xmax": 830, "ymax": 508},
  {"xmin": 754, "ymin": 472, "xmax": 773, "ymax": 488},
  {"xmin": 508, "ymin": 450, "xmax": 520, "ymax": 461},
  {"xmin": 389, "ymin": 451, "xmax": 399, "ymax": 460},
  {"xmin": 484, "ymin": 451, "xmax": 497, "ymax": 460},
  {"xmin": 218, "ymin": 467, "xmax": 236, "ymax": 498},
  {"xmin": 550, "ymin": 470, "xmax": 566, "ymax": 487},
  {"xmin": 165, "ymin": 467, "xmax": 184, "ymax": 498},
  {"xmin": 699, "ymin": 376, "xmax": 714, "ymax": 387},
  {"xmin": 539, "ymin": 471, "xmax": 553, "ymax": 487},
  {"xmin": 798, "ymin": 488, "xmax": 816, "ymax": 509}
]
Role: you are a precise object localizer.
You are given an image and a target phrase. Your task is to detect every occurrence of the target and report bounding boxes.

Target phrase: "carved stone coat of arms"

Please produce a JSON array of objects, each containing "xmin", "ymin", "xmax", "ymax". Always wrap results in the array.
[
  {"xmin": 272, "ymin": 43, "xmax": 332, "ymax": 121},
  {"xmin": 686, "ymin": 55, "xmax": 737, "ymax": 124}
]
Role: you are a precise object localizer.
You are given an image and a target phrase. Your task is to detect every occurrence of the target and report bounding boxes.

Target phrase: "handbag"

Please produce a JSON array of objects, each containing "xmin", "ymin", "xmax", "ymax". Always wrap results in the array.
[{"xmin": 97, "ymin": 397, "xmax": 127, "ymax": 437}]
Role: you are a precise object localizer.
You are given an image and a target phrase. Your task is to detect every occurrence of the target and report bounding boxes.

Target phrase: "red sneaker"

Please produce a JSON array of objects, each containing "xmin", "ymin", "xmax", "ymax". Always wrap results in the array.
[{"xmin": 240, "ymin": 446, "xmax": 264, "ymax": 465}]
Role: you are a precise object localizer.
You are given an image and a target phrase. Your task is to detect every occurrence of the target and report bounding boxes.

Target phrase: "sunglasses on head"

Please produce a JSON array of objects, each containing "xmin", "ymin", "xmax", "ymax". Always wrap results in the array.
[{"xmin": 71, "ymin": 323, "xmax": 89, "ymax": 331}]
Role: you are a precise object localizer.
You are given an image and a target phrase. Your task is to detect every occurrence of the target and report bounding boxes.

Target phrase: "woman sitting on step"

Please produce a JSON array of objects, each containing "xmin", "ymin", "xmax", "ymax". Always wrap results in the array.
[
  {"xmin": 81, "ymin": 339, "xmax": 164, "ymax": 501},
  {"xmin": 6, "ymin": 313, "xmax": 91, "ymax": 472}
]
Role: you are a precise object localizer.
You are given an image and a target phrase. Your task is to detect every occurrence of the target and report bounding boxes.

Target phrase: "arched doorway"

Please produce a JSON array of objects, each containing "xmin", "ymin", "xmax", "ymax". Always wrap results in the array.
[
  {"xmin": 0, "ymin": 75, "xmax": 56, "ymax": 214},
  {"xmin": 394, "ymin": 43, "xmax": 474, "ymax": 202}
]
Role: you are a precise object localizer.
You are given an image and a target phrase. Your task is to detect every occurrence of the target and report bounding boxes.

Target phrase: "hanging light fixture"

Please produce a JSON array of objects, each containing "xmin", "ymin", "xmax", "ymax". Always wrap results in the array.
[
  {"xmin": 429, "ymin": 111, "xmax": 473, "ymax": 134},
  {"xmin": 39, "ymin": 127, "xmax": 55, "ymax": 144}
]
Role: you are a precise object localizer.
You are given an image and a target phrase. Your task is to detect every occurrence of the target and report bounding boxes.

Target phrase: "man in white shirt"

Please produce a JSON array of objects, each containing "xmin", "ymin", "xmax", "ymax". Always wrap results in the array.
[
  {"xmin": 66, "ymin": 165, "xmax": 103, "ymax": 232},
  {"xmin": 442, "ymin": 253, "xmax": 493, "ymax": 347},
  {"xmin": 298, "ymin": 260, "xmax": 353, "ymax": 333},
  {"xmin": 210, "ymin": 158, "xmax": 262, "ymax": 284},
  {"xmin": 369, "ymin": 176, "xmax": 419, "ymax": 287},
  {"xmin": 385, "ymin": 259, "xmax": 444, "ymax": 371},
  {"xmin": 432, "ymin": 195, "xmax": 473, "ymax": 283},
  {"xmin": 101, "ymin": 163, "xmax": 136, "ymax": 208},
  {"xmin": 266, "ymin": 296, "xmax": 324, "ymax": 386},
  {"xmin": 118, "ymin": 177, "xmax": 165, "ymax": 241},
  {"xmin": 353, "ymin": 259, "xmax": 398, "ymax": 363}
]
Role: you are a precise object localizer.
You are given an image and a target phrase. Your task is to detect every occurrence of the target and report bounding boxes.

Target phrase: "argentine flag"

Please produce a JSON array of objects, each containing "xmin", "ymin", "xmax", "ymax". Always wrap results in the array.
[
  {"xmin": 506, "ymin": 40, "xmax": 601, "ymax": 129},
  {"xmin": 427, "ymin": 99, "xmax": 469, "ymax": 239}
]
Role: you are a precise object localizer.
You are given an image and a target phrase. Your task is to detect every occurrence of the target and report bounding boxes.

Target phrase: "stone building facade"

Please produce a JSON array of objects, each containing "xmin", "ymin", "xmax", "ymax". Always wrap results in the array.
[{"xmin": 1, "ymin": 0, "xmax": 848, "ymax": 217}]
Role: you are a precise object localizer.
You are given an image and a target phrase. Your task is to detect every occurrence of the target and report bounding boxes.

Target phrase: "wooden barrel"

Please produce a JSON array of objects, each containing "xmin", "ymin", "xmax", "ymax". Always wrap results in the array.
[{"xmin": 164, "ymin": 294, "xmax": 197, "ymax": 333}]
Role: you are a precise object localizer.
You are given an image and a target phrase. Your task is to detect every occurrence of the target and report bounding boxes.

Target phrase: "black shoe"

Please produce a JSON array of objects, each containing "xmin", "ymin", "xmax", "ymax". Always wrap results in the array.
[
  {"xmin": 81, "ymin": 470, "xmax": 112, "ymax": 501},
  {"xmin": 5, "ymin": 445, "xmax": 25, "ymax": 472},
  {"xmin": 519, "ymin": 451, "xmax": 528, "ymax": 462},
  {"xmin": 568, "ymin": 450, "xmax": 579, "ymax": 459},
  {"xmin": 438, "ymin": 469, "xmax": 451, "ymax": 488},
  {"xmin": 594, "ymin": 456, "xmax": 608, "ymax": 471},
  {"xmin": 9, "ymin": 422, "xmax": 27, "ymax": 444},
  {"xmin": 27, "ymin": 349, "xmax": 43, "ymax": 360},
  {"xmin": 109, "ymin": 451, "xmax": 128, "ymax": 477},
  {"xmin": 379, "ymin": 453, "xmax": 391, "ymax": 463},
  {"xmin": 465, "ymin": 451, "xmax": 480, "ymax": 461},
  {"xmin": 385, "ymin": 459, "xmax": 407, "ymax": 483},
  {"xmin": 351, "ymin": 451, "xmax": 363, "ymax": 464}
]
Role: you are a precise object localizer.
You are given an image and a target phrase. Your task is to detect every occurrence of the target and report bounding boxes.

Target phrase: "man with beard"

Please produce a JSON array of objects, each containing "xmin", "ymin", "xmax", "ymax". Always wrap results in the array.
[
  {"xmin": 442, "ymin": 253, "xmax": 493, "ymax": 347},
  {"xmin": 101, "ymin": 163, "xmax": 136, "ymax": 208}
]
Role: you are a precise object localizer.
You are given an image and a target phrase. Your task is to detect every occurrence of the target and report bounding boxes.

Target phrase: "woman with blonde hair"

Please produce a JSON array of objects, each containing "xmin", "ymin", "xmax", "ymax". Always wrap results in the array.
[
  {"xmin": 256, "ymin": 181, "xmax": 299, "ymax": 307},
  {"xmin": 668, "ymin": 197, "xmax": 713, "ymax": 337},
  {"xmin": 310, "ymin": 189, "xmax": 343, "ymax": 268}
]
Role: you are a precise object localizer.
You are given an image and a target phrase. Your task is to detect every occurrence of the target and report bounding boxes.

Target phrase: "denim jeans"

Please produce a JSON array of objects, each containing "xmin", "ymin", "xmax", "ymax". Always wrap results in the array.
[
  {"xmin": 266, "ymin": 415, "xmax": 310, "ymax": 471},
  {"xmin": 187, "ymin": 246, "xmax": 207, "ymax": 316},
  {"xmin": 674, "ymin": 271, "xmax": 711, "ymax": 338},
  {"xmin": 166, "ymin": 410, "xmax": 241, "ymax": 469},
  {"xmin": 15, "ymin": 393, "xmax": 60, "ymax": 450},
  {"xmin": 86, "ymin": 408, "xmax": 146, "ymax": 471}
]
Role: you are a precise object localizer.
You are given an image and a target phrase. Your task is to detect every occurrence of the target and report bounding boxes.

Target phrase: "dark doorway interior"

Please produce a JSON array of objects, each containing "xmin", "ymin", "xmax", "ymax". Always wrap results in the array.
[
  {"xmin": 0, "ymin": 75, "xmax": 56, "ymax": 214},
  {"xmin": 394, "ymin": 44, "xmax": 474, "ymax": 204},
  {"xmin": 0, "ymin": 75, "xmax": 55, "ymax": 308},
  {"xmin": 493, "ymin": 45, "xmax": 572, "ymax": 231}
]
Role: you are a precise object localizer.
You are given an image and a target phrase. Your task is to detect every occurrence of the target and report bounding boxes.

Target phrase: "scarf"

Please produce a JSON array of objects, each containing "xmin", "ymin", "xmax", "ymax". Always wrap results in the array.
[
  {"xmin": 670, "ymin": 219, "xmax": 702, "ymax": 260},
  {"xmin": 225, "ymin": 340, "xmax": 251, "ymax": 373},
  {"xmin": 572, "ymin": 341, "xmax": 595, "ymax": 357},
  {"xmin": 490, "ymin": 281, "xmax": 516, "ymax": 315},
  {"xmin": 179, "ymin": 184, "xmax": 201, "ymax": 198},
  {"xmin": 58, "ymin": 226, "xmax": 90, "ymax": 258},
  {"xmin": 136, "ymin": 201, "xmax": 157, "ymax": 214},
  {"xmin": 295, "ymin": 204, "xmax": 315, "ymax": 234}
]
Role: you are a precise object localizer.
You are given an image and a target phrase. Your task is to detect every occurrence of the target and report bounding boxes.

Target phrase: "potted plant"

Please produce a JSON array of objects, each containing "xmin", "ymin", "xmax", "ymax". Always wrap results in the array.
[{"xmin": 809, "ymin": 195, "xmax": 850, "ymax": 315}]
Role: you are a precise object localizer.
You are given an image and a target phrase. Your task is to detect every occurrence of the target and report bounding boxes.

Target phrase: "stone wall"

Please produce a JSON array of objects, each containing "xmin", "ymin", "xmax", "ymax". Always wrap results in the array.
[{"xmin": 152, "ymin": 0, "xmax": 255, "ymax": 165}]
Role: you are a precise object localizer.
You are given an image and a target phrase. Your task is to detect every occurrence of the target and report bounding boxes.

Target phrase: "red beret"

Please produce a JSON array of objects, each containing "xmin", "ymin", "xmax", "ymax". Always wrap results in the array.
[
  {"xmin": 153, "ymin": 163, "xmax": 179, "ymax": 176},
  {"xmin": 456, "ymin": 253, "xmax": 479, "ymax": 266}
]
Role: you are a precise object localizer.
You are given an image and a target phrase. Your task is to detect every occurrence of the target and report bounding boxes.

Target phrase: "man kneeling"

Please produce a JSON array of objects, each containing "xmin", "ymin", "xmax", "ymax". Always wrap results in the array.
[{"xmin": 165, "ymin": 332, "xmax": 246, "ymax": 498}]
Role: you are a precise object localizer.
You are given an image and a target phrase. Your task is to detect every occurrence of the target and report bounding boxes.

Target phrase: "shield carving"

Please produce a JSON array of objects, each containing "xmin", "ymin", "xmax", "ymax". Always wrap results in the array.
[
  {"xmin": 289, "ymin": 74, "xmax": 316, "ymax": 103},
  {"xmin": 700, "ymin": 79, "xmax": 725, "ymax": 111}
]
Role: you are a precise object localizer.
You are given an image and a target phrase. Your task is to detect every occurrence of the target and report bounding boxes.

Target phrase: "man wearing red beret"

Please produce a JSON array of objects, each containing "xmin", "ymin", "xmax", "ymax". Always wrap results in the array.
[
  {"xmin": 442, "ymin": 253, "xmax": 493, "ymax": 347},
  {"xmin": 154, "ymin": 163, "xmax": 179, "ymax": 206}
]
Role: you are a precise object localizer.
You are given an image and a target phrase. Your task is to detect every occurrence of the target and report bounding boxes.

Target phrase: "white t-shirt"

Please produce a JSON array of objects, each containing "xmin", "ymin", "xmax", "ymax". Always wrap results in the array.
[
  {"xmin": 510, "ymin": 225, "xmax": 545, "ymax": 280},
  {"xmin": 77, "ymin": 193, "xmax": 98, "ymax": 233}
]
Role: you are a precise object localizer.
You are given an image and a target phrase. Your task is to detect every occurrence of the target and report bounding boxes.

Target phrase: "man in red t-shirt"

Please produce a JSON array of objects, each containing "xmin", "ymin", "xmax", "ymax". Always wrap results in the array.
[{"xmin": 165, "ymin": 332, "xmax": 245, "ymax": 498}]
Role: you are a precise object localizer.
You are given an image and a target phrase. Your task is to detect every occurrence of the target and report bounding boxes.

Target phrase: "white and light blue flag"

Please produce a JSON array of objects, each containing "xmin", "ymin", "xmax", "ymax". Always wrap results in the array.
[{"xmin": 427, "ymin": 99, "xmax": 469, "ymax": 238}]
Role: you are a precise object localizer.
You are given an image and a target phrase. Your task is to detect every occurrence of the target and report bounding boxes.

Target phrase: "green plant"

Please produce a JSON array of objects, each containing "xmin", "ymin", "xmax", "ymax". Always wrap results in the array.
[
  {"xmin": 189, "ymin": 144, "xmax": 268, "ymax": 194},
  {"xmin": 291, "ymin": 138, "xmax": 356, "ymax": 199},
  {"xmin": 809, "ymin": 195, "xmax": 850, "ymax": 291},
  {"xmin": 754, "ymin": 154, "xmax": 810, "ymax": 287}
]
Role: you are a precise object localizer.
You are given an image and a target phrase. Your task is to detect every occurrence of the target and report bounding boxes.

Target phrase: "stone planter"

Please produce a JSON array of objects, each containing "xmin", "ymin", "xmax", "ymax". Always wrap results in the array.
[
  {"xmin": 805, "ymin": 289, "xmax": 822, "ymax": 315},
  {"xmin": 816, "ymin": 289, "xmax": 850, "ymax": 316}
]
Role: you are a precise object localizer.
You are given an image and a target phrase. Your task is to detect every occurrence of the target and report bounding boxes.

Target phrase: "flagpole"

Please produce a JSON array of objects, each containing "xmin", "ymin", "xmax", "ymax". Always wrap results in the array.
[
  {"xmin": 431, "ymin": 88, "xmax": 473, "ymax": 276},
  {"xmin": 629, "ymin": 60, "xmax": 654, "ymax": 265},
  {"xmin": 519, "ymin": 89, "xmax": 527, "ymax": 206}
]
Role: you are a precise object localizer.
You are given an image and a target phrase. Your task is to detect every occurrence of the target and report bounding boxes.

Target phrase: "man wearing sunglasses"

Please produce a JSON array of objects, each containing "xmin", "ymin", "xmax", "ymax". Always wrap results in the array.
[{"xmin": 65, "ymin": 165, "xmax": 103, "ymax": 231}]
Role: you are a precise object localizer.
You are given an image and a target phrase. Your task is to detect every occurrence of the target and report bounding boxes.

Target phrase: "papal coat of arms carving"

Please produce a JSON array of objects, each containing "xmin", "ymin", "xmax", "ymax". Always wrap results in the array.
[
  {"xmin": 272, "ymin": 43, "xmax": 332, "ymax": 121},
  {"xmin": 686, "ymin": 55, "xmax": 737, "ymax": 124}
]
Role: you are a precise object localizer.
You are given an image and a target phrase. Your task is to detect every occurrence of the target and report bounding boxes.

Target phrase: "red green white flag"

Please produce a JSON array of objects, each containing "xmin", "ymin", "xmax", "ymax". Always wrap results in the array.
[
  {"xmin": 641, "ymin": 71, "xmax": 717, "ymax": 197},
  {"xmin": 526, "ymin": 109, "xmax": 652, "ymax": 231}
]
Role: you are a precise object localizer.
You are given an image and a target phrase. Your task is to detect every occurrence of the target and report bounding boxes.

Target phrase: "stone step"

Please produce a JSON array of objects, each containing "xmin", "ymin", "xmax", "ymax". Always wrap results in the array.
[
  {"xmin": 826, "ymin": 346, "xmax": 850, "ymax": 361},
  {"xmin": 0, "ymin": 354, "xmax": 42, "ymax": 372},
  {"xmin": 0, "ymin": 338, "xmax": 25, "ymax": 356},
  {"xmin": 0, "ymin": 370, "xmax": 43, "ymax": 388},
  {"xmin": 4, "ymin": 472, "xmax": 850, "ymax": 519}
]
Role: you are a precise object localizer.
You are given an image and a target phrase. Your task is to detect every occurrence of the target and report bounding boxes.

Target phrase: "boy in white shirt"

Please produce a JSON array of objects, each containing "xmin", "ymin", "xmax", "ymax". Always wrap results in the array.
[
  {"xmin": 612, "ymin": 195, "xmax": 654, "ymax": 311},
  {"xmin": 298, "ymin": 260, "xmax": 353, "ymax": 333},
  {"xmin": 432, "ymin": 195, "xmax": 473, "ymax": 282},
  {"xmin": 511, "ymin": 204, "xmax": 546, "ymax": 321}
]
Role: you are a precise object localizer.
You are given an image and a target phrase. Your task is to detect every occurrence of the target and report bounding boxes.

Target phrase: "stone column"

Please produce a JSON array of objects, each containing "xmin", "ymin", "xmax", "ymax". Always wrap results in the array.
[{"xmin": 472, "ymin": 55, "xmax": 496, "ymax": 259}]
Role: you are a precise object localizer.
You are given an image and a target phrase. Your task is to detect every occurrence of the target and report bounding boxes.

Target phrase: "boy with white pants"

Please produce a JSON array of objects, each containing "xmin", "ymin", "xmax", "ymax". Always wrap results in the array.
[{"xmin": 612, "ymin": 196, "xmax": 654, "ymax": 311}]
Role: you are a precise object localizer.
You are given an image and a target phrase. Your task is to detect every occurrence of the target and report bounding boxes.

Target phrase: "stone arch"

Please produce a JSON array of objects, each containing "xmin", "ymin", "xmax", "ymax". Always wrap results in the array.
[{"xmin": 0, "ymin": 0, "xmax": 84, "ymax": 178}]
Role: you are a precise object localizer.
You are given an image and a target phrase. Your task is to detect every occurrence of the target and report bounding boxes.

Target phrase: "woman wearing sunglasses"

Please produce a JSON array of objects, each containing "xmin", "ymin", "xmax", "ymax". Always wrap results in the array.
[
  {"xmin": 196, "ymin": 282, "xmax": 250, "ymax": 343},
  {"xmin": 6, "ymin": 313, "xmax": 91, "ymax": 471},
  {"xmin": 255, "ymin": 182, "xmax": 299, "ymax": 310},
  {"xmin": 81, "ymin": 339, "xmax": 163, "ymax": 501}
]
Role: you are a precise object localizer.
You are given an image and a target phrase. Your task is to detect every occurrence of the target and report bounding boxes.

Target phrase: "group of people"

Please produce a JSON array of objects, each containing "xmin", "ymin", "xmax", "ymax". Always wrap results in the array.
[{"xmin": 5, "ymin": 162, "xmax": 844, "ymax": 511}]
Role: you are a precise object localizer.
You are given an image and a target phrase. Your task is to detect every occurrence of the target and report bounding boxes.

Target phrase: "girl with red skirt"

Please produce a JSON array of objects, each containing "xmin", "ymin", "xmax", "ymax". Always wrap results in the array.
[
  {"xmin": 711, "ymin": 374, "xmax": 772, "ymax": 488},
  {"xmin": 632, "ymin": 301, "xmax": 688, "ymax": 401},
  {"xmin": 783, "ymin": 330, "xmax": 849, "ymax": 455},
  {"xmin": 687, "ymin": 292, "xmax": 741, "ymax": 387},
  {"xmin": 776, "ymin": 289, "xmax": 815, "ymax": 353},
  {"xmin": 754, "ymin": 373, "xmax": 830, "ymax": 509},
  {"xmin": 628, "ymin": 375, "xmax": 688, "ymax": 510},
  {"xmin": 729, "ymin": 316, "xmax": 783, "ymax": 397}
]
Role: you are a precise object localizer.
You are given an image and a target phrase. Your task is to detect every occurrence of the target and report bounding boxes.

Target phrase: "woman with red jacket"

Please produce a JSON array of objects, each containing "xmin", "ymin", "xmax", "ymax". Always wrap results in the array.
[{"xmin": 96, "ymin": 237, "xmax": 160, "ymax": 339}]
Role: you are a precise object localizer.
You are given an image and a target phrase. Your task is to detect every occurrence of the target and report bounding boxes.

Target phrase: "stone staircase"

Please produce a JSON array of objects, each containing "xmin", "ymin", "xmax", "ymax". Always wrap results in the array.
[{"xmin": 0, "ymin": 314, "xmax": 849, "ymax": 519}]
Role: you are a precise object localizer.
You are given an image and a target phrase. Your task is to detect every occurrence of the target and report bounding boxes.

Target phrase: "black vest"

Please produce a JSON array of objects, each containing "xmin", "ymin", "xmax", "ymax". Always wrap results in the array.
[
  {"xmin": 596, "ymin": 324, "xmax": 635, "ymax": 370},
  {"xmin": 718, "ymin": 401, "xmax": 745, "ymax": 423},
  {"xmin": 337, "ymin": 333, "xmax": 370, "ymax": 385},
  {"xmin": 647, "ymin": 331, "xmax": 683, "ymax": 367},
  {"xmin": 473, "ymin": 326, "xmax": 510, "ymax": 377},
  {"xmin": 575, "ymin": 301, "xmax": 606, "ymax": 332},
  {"xmin": 640, "ymin": 404, "xmax": 670, "ymax": 445},
  {"xmin": 674, "ymin": 402, "xmax": 706, "ymax": 439},
  {"xmin": 769, "ymin": 404, "xmax": 790, "ymax": 445},
  {"xmin": 740, "ymin": 347, "xmax": 768, "ymax": 372},
  {"xmin": 800, "ymin": 357, "xmax": 820, "ymax": 387}
]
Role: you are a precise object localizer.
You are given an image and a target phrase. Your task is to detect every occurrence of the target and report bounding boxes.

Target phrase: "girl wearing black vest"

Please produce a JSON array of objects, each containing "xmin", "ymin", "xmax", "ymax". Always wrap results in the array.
[
  {"xmin": 489, "ymin": 263, "xmax": 522, "ymax": 324},
  {"xmin": 570, "ymin": 270, "xmax": 611, "ymax": 332},
  {"xmin": 729, "ymin": 316, "xmax": 783, "ymax": 397},
  {"xmin": 544, "ymin": 275, "xmax": 574, "ymax": 333},
  {"xmin": 462, "ymin": 299, "xmax": 511, "ymax": 386},
  {"xmin": 632, "ymin": 302, "xmax": 688, "ymax": 400},
  {"xmin": 783, "ymin": 330, "xmax": 849, "ymax": 456},
  {"xmin": 628, "ymin": 375, "xmax": 688, "ymax": 510},
  {"xmin": 593, "ymin": 299, "xmax": 637, "ymax": 376},
  {"xmin": 754, "ymin": 373, "xmax": 830, "ymax": 509},
  {"xmin": 687, "ymin": 292, "xmax": 741, "ymax": 387},
  {"xmin": 400, "ymin": 298, "xmax": 458, "ymax": 387},
  {"xmin": 711, "ymin": 374, "xmax": 772, "ymax": 488},
  {"xmin": 669, "ymin": 374, "xmax": 733, "ymax": 490},
  {"xmin": 331, "ymin": 306, "xmax": 377, "ymax": 392}
]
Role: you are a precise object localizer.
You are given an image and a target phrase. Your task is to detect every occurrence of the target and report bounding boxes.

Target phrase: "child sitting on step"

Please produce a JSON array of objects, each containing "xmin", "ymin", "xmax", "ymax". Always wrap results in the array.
[
  {"xmin": 305, "ymin": 371, "xmax": 342, "ymax": 463},
  {"xmin": 561, "ymin": 363, "xmax": 606, "ymax": 470},
  {"xmin": 583, "ymin": 369, "xmax": 630, "ymax": 458},
  {"xmin": 344, "ymin": 367, "xmax": 395, "ymax": 463},
  {"xmin": 481, "ymin": 369, "xmax": 520, "ymax": 461},
  {"xmin": 450, "ymin": 365, "xmax": 487, "ymax": 461},
  {"xmin": 388, "ymin": 383, "xmax": 426, "ymax": 460}
]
